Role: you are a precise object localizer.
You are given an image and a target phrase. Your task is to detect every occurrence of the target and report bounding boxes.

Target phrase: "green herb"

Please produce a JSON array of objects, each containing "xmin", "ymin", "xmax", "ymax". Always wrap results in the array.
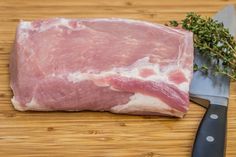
[{"xmin": 167, "ymin": 12, "xmax": 236, "ymax": 80}]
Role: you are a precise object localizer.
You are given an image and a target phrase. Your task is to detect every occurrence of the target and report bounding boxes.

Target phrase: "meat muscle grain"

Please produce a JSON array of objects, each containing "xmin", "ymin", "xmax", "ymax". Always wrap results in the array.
[{"xmin": 10, "ymin": 18, "xmax": 193, "ymax": 117}]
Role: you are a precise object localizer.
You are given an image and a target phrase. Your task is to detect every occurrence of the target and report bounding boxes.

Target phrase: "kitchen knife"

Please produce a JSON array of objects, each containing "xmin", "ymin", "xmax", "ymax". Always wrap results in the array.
[{"xmin": 190, "ymin": 5, "xmax": 236, "ymax": 157}]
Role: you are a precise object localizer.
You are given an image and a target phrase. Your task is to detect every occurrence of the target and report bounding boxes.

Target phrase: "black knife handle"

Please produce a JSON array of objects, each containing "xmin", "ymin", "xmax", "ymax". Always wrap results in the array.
[{"xmin": 192, "ymin": 104, "xmax": 227, "ymax": 157}]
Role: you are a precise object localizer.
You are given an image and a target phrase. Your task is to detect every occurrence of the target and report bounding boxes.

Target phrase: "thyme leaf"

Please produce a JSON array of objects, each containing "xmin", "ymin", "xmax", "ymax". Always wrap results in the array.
[{"xmin": 167, "ymin": 12, "xmax": 236, "ymax": 81}]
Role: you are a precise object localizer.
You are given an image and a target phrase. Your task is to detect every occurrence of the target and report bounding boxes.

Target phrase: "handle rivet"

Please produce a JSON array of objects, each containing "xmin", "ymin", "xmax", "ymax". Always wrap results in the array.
[
  {"xmin": 210, "ymin": 114, "xmax": 218, "ymax": 119},
  {"xmin": 206, "ymin": 136, "xmax": 215, "ymax": 142}
]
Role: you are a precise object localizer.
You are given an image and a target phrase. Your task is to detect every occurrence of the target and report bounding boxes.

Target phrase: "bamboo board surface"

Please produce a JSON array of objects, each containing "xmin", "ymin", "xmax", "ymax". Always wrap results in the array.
[{"xmin": 0, "ymin": 0, "xmax": 236, "ymax": 156}]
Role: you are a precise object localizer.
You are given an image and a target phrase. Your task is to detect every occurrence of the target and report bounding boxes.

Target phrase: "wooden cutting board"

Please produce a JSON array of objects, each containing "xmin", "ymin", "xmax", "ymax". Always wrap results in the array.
[{"xmin": 0, "ymin": 0, "xmax": 236, "ymax": 156}]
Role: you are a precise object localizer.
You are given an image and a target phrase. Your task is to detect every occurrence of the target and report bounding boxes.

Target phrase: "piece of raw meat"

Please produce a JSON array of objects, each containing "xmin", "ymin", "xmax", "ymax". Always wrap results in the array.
[{"xmin": 10, "ymin": 18, "xmax": 193, "ymax": 117}]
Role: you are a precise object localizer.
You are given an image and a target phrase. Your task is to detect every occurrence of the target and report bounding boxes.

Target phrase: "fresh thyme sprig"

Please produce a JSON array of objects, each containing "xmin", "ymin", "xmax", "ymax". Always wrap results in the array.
[{"xmin": 167, "ymin": 12, "xmax": 236, "ymax": 80}]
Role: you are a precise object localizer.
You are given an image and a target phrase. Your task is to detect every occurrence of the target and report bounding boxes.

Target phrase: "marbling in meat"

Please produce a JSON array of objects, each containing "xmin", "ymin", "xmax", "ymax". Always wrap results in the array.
[{"xmin": 10, "ymin": 18, "xmax": 193, "ymax": 117}]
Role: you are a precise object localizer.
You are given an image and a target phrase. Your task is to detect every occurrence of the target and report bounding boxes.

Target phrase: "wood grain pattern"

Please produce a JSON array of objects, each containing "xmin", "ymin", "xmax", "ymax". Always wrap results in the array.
[{"xmin": 0, "ymin": 0, "xmax": 236, "ymax": 156}]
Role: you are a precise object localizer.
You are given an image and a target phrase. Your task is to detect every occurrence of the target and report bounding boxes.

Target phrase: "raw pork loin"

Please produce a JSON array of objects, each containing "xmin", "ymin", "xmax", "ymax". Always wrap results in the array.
[{"xmin": 10, "ymin": 18, "xmax": 193, "ymax": 117}]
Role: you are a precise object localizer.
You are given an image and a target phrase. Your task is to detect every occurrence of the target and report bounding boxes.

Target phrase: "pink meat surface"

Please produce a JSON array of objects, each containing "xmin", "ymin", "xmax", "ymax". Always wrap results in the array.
[{"xmin": 10, "ymin": 18, "xmax": 193, "ymax": 117}]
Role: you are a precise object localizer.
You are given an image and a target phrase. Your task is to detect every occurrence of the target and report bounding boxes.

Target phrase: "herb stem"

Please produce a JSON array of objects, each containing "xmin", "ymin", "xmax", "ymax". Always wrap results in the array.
[
  {"xmin": 204, "ymin": 43, "xmax": 236, "ymax": 68},
  {"xmin": 168, "ymin": 12, "xmax": 236, "ymax": 80}
]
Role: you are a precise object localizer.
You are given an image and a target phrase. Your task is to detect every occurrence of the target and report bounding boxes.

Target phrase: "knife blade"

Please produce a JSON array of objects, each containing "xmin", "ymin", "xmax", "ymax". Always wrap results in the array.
[{"xmin": 190, "ymin": 5, "xmax": 236, "ymax": 157}]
